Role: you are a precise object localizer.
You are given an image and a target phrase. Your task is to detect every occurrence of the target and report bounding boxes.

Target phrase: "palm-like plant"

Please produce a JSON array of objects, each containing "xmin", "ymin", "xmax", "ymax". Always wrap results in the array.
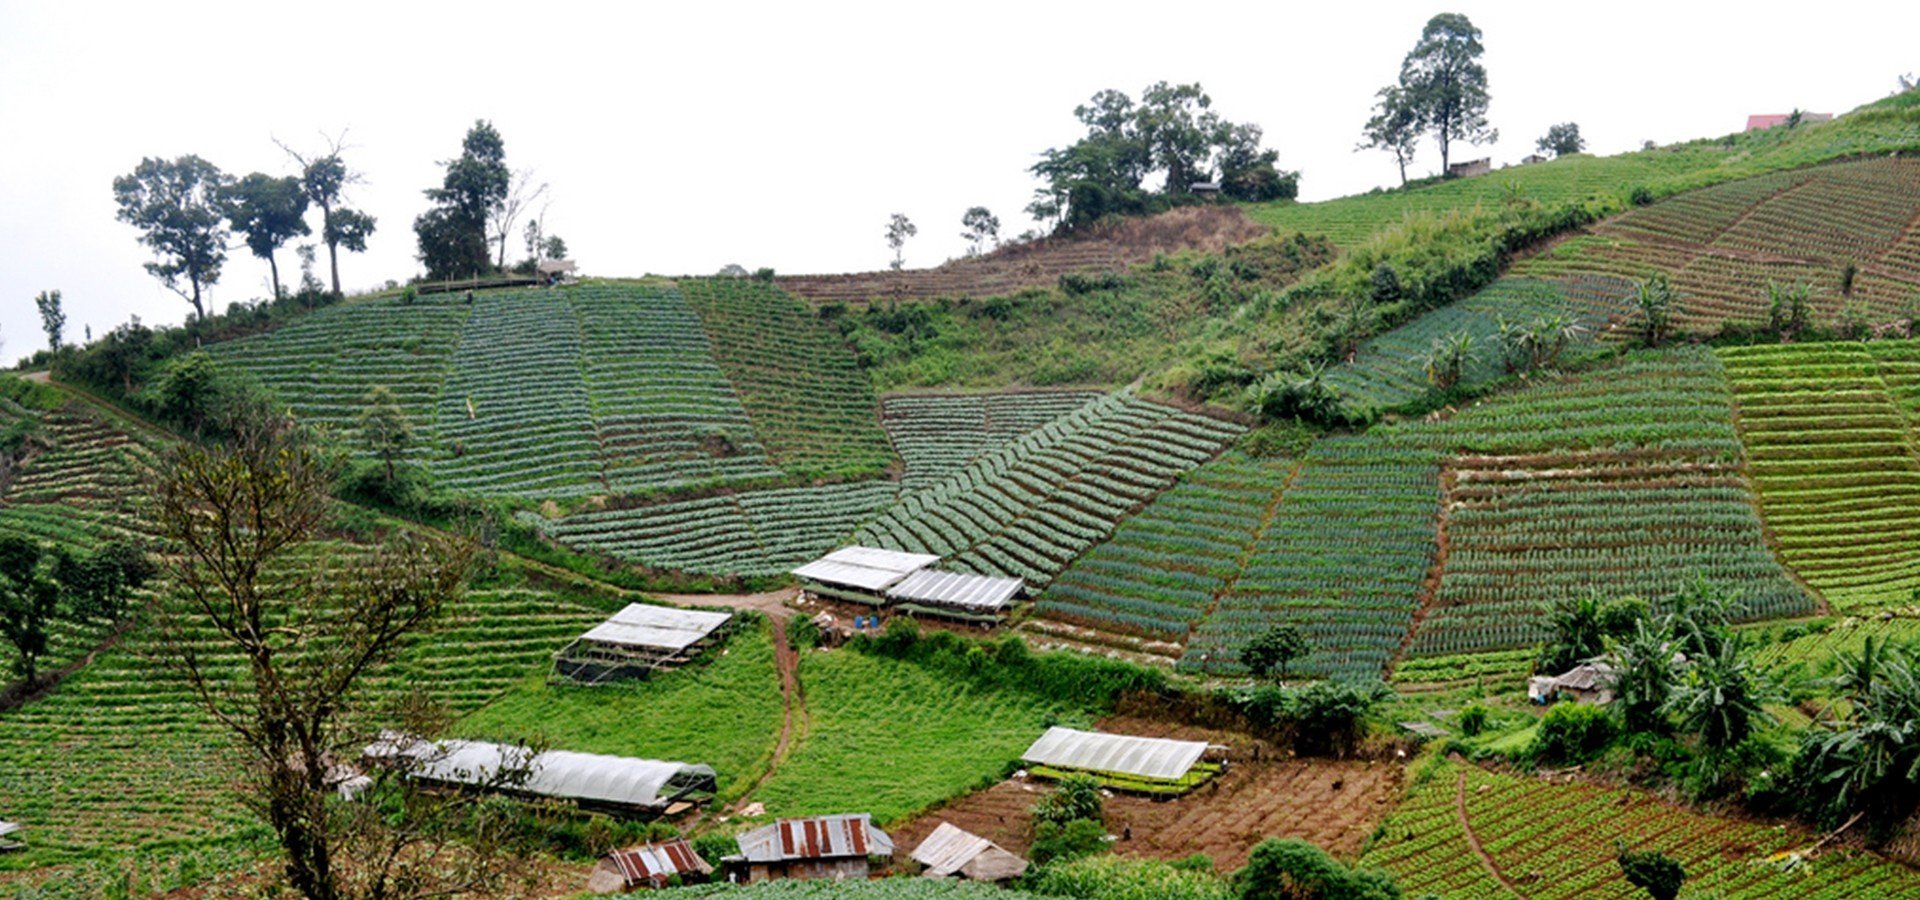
[
  {"xmin": 1421, "ymin": 330, "xmax": 1476, "ymax": 390},
  {"xmin": 1666, "ymin": 633, "xmax": 1775, "ymax": 751},
  {"xmin": 1610, "ymin": 619, "xmax": 1680, "ymax": 734}
]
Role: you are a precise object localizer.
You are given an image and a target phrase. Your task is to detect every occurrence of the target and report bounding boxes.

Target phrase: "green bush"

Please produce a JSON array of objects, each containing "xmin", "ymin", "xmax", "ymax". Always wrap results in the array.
[
  {"xmin": 1234, "ymin": 837, "xmax": 1400, "ymax": 899},
  {"xmin": 1032, "ymin": 773, "xmax": 1103, "ymax": 827},
  {"xmin": 1457, "ymin": 703, "xmax": 1489, "ymax": 737},
  {"xmin": 1529, "ymin": 702, "xmax": 1618, "ymax": 764},
  {"xmin": 1032, "ymin": 817, "xmax": 1110, "ymax": 867},
  {"xmin": 785, "ymin": 615, "xmax": 822, "ymax": 650},
  {"xmin": 1616, "ymin": 846, "xmax": 1685, "ymax": 900},
  {"xmin": 1030, "ymin": 854, "xmax": 1232, "ymax": 899}
]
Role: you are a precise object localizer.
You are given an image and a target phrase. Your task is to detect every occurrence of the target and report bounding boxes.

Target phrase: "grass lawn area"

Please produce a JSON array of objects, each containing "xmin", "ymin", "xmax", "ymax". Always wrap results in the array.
[
  {"xmin": 750, "ymin": 646, "xmax": 1100, "ymax": 825},
  {"xmin": 459, "ymin": 621, "xmax": 784, "ymax": 801}
]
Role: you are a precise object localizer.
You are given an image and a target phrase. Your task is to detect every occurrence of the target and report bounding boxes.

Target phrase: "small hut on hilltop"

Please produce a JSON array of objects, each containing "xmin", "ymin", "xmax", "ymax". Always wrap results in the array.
[
  {"xmin": 726, "ymin": 814, "xmax": 894, "ymax": 883},
  {"xmin": 553, "ymin": 604, "xmax": 733, "ymax": 684},
  {"xmin": 588, "ymin": 838, "xmax": 713, "ymax": 893},
  {"xmin": 911, "ymin": 822, "xmax": 1027, "ymax": 883}
]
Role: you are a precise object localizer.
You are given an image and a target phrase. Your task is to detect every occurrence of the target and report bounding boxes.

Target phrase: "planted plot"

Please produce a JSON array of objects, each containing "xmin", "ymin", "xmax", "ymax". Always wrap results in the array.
[
  {"xmin": 1753, "ymin": 614, "xmax": 1920, "ymax": 673},
  {"xmin": 1181, "ymin": 436, "xmax": 1441, "ymax": 680},
  {"xmin": 1719, "ymin": 341, "xmax": 1920, "ymax": 610},
  {"xmin": 853, "ymin": 393, "xmax": 1243, "ymax": 588},
  {"xmin": 205, "ymin": 298, "xmax": 470, "ymax": 454},
  {"xmin": 1362, "ymin": 759, "xmax": 1920, "ymax": 898},
  {"xmin": 680, "ymin": 278, "xmax": 896, "ymax": 479},
  {"xmin": 1324, "ymin": 276, "xmax": 1638, "ymax": 418},
  {"xmin": 573, "ymin": 283, "xmax": 784, "ymax": 492},
  {"xmin": 433, "ymin": 290, "xmax": 604, "ymax": 497},
  {"xmin": 4, "ymin": 403, "xmax": 166, "ymax": 535},
  {"xmin": 534, "ymin": 481, "xmax": 899, "ymax": 578},
  {"xmin": 1039, "ymin": 452, "xmax": 1291, "ymax": 643},
  {"xmin": 0, "ymin": 572, "xmax": 622, "ymax": 864},
  {"xmin": 1512, "ymin": 158, "xmax": 1920, "ymax": 332},
  {"xmin": 1410, "ymin": 449, "xmax": 1812, "ymax": 656},
  {"xmin": 881, "ymin": 391, "xmax": 1104, "ymax": 491}
]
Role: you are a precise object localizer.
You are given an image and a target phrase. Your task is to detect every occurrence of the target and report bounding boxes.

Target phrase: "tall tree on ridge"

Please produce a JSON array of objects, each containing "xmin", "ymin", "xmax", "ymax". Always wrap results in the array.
[
  {"xmin": 415, "ymin": 121, "xmax": 510, "ymax": 281},
  {"xmin": 223, "ymin": 173, "xmax": 311, "ymax": 300},
  {"xmin": 112, "ymin": 155, "xmax": 232, "ymax": 321},
  {"xmin": 277, "ymin": 134, "xmax": 377, "ymax": 296},
  {"xmin": 1358, "ymin": 85, "xmax": 1421, "ymax": 186},
  {"xmin": 1398, "ymin": 12, "xmax": 1496, "ymax": 173}
]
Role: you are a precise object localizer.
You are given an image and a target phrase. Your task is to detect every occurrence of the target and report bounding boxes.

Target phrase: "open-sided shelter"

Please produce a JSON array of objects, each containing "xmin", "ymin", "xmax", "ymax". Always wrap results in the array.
[
  {"xmin": 911, "ymin": 822, "xmax": 1027, "ymax": 882},
  {"xmin": 587, "ymin": 838, "xmax": 713, "ymax": 893},
  {"xmin": 886, "ymin": 569, "xmax": 1024, "ymax": 623},
  {"xmin": 1020, "ymin": 726, "xmax": 1217, "ymax": 794},
  {"xmin": 726, "ymin": 814, "xmax": 894, "ymax": 883},
  {"xmin": 365, "ymin": 734, "xmax": 716, "ymax": 817},
  {"xmin": 0, "ymin": 821, "xmax": 20, "ymax": 853},
  {"xmin": 554, "ymin": 604, "xmax": 733, "ymax": 684},
  {"xmin": 792, "ymin": 546, "xmax": 938, "ymax": 604}
]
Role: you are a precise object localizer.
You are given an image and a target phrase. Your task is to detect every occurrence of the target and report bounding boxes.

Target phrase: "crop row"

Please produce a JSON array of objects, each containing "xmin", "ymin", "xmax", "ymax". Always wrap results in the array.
[
  {"xmin": 536, "ymin": 481, "xmax": 900, "ymax": 578},
  {"xmin": 1180, "ymin": 436, "xmax": 1442, "ymax": 680},
  {"xmin": 1719, "ymin": 341, "xmax": 1920, "ymax": 610},
  {"xmin": 679, "ymin": 278, "xmax": 896, "ymax": 478},
  {"xmin": 1325, "ymin": 276, "xmax": 1639, "ymax": 419},
  {"xmin": 1363, "ymin": 759, "xmax": 1920, "ymax": 898},
  {"xmin": 881, "ymin": 390, "xmax": 1104, "ymax": 491},
  {"xmin": 1410, "ymin": 451, "xmax": 1813, "ymax": 657},
  {"xmin": 1037, "ymin": 452, "xmax": 1292, "ymax": 642},
  {"xmin": 853, "ymin": 393, "xmax": 1243, "ymax": 587},
  {"xmin": 1753, "ymin": 614, "xmax": 1920, "ymax": 673}
]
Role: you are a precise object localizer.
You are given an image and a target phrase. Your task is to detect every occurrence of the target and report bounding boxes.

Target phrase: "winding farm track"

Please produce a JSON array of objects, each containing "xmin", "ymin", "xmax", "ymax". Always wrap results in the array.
[
  {"xmin": 1457, "ymin": 766, "xmax": 1525, "ymax": 897},
  {"xmin": 651, "ymin": 588, "xmax": 809, "ymax": 814}
]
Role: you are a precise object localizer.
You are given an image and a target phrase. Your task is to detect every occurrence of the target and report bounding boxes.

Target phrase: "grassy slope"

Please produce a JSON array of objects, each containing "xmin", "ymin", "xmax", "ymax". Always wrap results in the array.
[
  {"xmin": 1248, "ymin": 89, "xmax": 1920, "ymax": 250},
  {"xmin": 458, "ymin": 620, "xmax": 785, "ymax": 801},
  {"xmin": 747, "ymin": 646, "xmax": 1097, "ymax": 825}
]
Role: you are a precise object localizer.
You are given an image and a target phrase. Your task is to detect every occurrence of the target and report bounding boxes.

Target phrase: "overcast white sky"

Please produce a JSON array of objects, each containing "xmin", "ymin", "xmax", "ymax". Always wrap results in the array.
[{"xmin": 2, "ymin": 1, "xmax": 1916, "ymax": 366}]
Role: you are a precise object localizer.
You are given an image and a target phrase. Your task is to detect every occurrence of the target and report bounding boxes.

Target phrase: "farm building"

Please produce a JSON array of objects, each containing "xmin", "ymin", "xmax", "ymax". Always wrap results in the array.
[
  {"xmin": 792, "ymin": 546, "xmax": 939, "ymax": 604},
  {"xmin": 588, "ymin": 838, "xmax": 713, "ymax": 893},
  {"xmin": 1447, "ymin": 157, "xmax": 1492, "ymax": 178},
  {"xmin": 725, "ymin": 814, "xmax": 894, "ymax": 883},
  {"xmin": 1529, "ymin": 661, "xmax": 1619, "ymax": 705},
  {"xmin": 886, "ymin": 569, "xmax": 1024, "ymax": 623},
  {"xmin": 911, "ymin": 821, "xmax": 1027, "ymax": 882},
  {"xmin": 1021, "ymin": 726, "xmax": 1221, "ymax": 794},
  {"xmin": 0, "ymin": 821, "xmax": 20, "ymax": 853},
  {"xmin": 553, "ymin": 604, "xmax": 733, "ymax": 684},
  {"xmin": 365, "ymin": 734, "xmax": 717, "ymax": 817}
]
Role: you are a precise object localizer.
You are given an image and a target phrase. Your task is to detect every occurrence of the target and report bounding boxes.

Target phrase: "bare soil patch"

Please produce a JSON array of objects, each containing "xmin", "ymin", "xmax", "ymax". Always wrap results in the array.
[{"xmin": 889, "ymin": 716, "xmax": 1404, "ymax": 871}]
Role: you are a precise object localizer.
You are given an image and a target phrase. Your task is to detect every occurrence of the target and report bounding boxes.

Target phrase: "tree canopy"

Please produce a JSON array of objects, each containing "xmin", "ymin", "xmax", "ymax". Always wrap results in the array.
[
  {"xmin": 415, "ymin": 120, "xmax": 510, "ymax": 281},
  {"xmin": 113, "ymin": 155, "xmax": 232, "ymax": 320},
  {"xmin": 1538, "ymin": 122, "xmax": 1586, "ymax": 157},
  {"xmin": 1394, "ymin": 12, "xmax": 1497, "ymax": 173},
  {"xmin": 223, "ymin": 172, "xmax": 310, "ymax": 300},
  {"xmin": 1029, "ymin": 82, "xmax": 1298, "ymax": 231},
  {"xmin": 280, "ymin": 137, "xmax": 378, "ymax": 295}
]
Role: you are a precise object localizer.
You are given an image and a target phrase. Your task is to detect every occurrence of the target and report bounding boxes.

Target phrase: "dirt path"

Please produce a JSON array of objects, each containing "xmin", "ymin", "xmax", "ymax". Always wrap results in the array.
[
  {"xmin": 1457, "ymin": 768, "xmax": 1524, "ymax": 897},
  {"xmin": 652, "ymin": 588, "xmax": 808, "ymax": 817}
]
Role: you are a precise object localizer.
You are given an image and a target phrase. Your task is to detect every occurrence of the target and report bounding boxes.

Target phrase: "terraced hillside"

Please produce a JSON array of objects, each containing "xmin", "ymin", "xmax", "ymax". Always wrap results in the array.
[
  {"xmin": 881, "ymin": 390, "xmax": 1106, "ymax": 490},
  {"xmin": 1362, "ymin": 758, "xmax": 1920, "ymax": 897},
  {"xmin": 209, "ymin": 281, "xmax": 893, "ymax": 499},
  {"xmin": 679, "ymin": 278, "xmax": 896, "ymax": 479},
  {"xmin": 852, "ymin": 393, "xmax": 1244, "ymax": 587},
  {"xmin": 1516, "ymin": 157, "xmax": 1920, "ymax": 332},
  {"xmin": 528, "ymin": 481, "xmax": 900, "ymax": 578},
  {"xmin": 1719, "ymin": 341, "xmax": 1920, "ymax": 610}
]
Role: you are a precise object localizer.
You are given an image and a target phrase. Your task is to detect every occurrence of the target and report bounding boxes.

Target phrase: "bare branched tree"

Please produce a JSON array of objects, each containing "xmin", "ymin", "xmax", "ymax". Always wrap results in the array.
[
  {"xmin": 154, "ymin": 409, "xmax": 531, "ymax": 900},
  {"xmin": 490, "ymin": 169, "xmax": 549, "ymax": 271}
]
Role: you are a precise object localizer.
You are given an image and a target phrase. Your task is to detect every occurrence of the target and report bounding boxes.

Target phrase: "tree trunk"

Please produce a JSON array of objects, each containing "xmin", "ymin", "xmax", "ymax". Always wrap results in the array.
[
  {"xmin": 190, "ymin": 279, "xmax": 206, "ymax": 321},
  {"xmin": 327, "ymin": 238, "xmax": 342, "ymax": 297},
  {"xmin": 268, "ymin": 253, "xmax": 283, "ymax": 301}
]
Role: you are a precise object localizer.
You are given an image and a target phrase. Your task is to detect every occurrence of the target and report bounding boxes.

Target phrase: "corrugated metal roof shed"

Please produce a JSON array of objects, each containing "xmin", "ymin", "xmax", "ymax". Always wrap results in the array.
[
  {"xmin": 1021, "ymin": 726, "xmax": 1207, "ymax": 782},
  {"xmin": 367, "ymin": 735, "xmax": 715, "ymax": 809},
  {"xmin": 580, "ymin": 604, "xmax": 732, "ymax": 651},
  {"xmin": 735, "ymin": 814, "xmax": 893, "ymax": 862},
  {"xmin": 605, "ymin": 839, "xmax": 712, "ymax": 885},
  {"xmin": 912, "ymin": 822, "xmax": 1028, "ymax": 881},
  {"xmin": 886, "ymin": 570, "xmax": 1023, "ymax": 612},
  {"xmin": 792, "ymin": 546, "xmax": 939, "ymax": 592}
]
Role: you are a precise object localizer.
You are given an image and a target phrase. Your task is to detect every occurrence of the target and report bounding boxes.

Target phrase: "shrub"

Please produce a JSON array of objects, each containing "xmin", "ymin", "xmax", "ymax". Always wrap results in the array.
[
  {"xmin": 1457, "ymin": 703, "xmax": 1489, "ymax": 737},
  {"xmin": 1234, "ymin": 837, "xmax": 1401, "ymax": 899},
  {"xmin": 1530, "ymin": 702, "xmax": 1617, "ymax": 764},
  {"xmin": 1616, "ymin": 846, "xmax": 1685, "ymax": 900},
  {"xmin": 785, "ymin": 615, "xmax": 821, "ymax": 650},
  {"xmin": 1629, "ymin": 186, "xmax": 1655, "ymax": 207},
  {"xmin": 1032, "ymin": 773, "xmax": 1103, "ymax": 827},
  {"xmin": 1032, "ymin": 817, "xmax": 1110, "ymax": 867}
]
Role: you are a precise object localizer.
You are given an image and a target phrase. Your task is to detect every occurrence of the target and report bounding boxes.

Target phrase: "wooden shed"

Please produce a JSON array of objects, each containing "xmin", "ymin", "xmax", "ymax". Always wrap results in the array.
[
  {"xmin": 1528, "ymin": 661, "xmax": 1619, "ymax": 705},
  {"xmin": 725, "ymin": 814, "xmax": 894, "ymax": 883},
  {"xmin": 911, "ymin": 822, "xmax": 1027, "ymax": 883},
  {"xmin": 553, "ymin": 604, "xmax": 733, "ymax": 684},
  {"xmin": 587, "ymin": 838, "xmax": 713, "ymax": 893}
]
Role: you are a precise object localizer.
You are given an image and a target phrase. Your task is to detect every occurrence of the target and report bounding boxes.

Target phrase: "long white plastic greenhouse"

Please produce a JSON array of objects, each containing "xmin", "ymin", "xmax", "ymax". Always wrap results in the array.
[{"xmin": 1019, "ymin": 726, "xmax": 1208, "ymax": 782}]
